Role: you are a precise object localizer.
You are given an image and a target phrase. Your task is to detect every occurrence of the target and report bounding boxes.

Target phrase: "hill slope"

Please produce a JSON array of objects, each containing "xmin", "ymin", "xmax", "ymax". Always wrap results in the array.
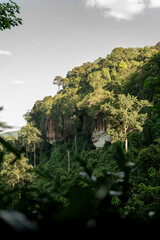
[{"xmin": 25, "ymin": 42, "xmax": 160, "ymax": 147}]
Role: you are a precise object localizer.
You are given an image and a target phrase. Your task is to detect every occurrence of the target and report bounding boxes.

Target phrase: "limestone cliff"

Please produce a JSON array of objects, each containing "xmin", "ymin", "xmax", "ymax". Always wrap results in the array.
[
  {"xmin": 46, "ymin": 117, "xmax": 55, "ymax": 144},
  {"xmin": 46, "ymin": 116, "xmax": 72, "ymax": 144},
  {"xmin": 46, "ymin": 112, "xmax": 111, "ymax": 148},
  {"xmin": 91, "ymin": 112, "xmax": 111, "ymax": 148}
]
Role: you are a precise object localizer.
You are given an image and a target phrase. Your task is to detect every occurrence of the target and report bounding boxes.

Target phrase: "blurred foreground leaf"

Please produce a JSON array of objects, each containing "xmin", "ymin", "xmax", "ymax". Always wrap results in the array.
[{"xmin": 0, "ymin": 136, "xmax": 21, "ymax": 160}]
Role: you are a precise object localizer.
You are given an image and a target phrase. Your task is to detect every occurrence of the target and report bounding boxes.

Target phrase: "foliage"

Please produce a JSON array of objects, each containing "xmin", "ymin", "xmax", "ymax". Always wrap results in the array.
[
  {"xmin": 144, "ymin": 75, "xmax": 160, "ymax": 138},
  {"xmin": 17, "ymin": 43, "xmax": 160, "ymax": 222},
  {"xmin": 1, "ymin": 153, "xmax": 33, "ymax": 188},
  {"xmin": 101, "ymin": 93, "xmax": 151, "ymax": 151},
  {"xmin": 0, "ymin": 0, "xmax": 22, "ymax": 31},
  {"xmin": 18, "ymin": 123, "xmax": 42, "ymax": 167},
  {"xmin": 18, "ymin": 123, "xmax": 42, "ymax": 148},
  {"xmin": 123, "ymin": 140, "xmax": 160, "ymax": 210},
  {"xmin": 1, "ymin": 43, "xmax": 160, "ymax": 236},
  {"xmin": 137, "ymin": 144, "xmax": 160, "ymax": 174}
]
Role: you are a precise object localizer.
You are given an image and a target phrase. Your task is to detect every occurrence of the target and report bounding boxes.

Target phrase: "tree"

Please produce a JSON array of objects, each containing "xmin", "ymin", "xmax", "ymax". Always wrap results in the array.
[
  {"xmin": 87, "ymin": 71, "xmax": 106, "ymax": 90},
  {"xmin": 0, "ymin": 0, "xmax": 22, "ymax": 31},
  {"xmin": 137, "ymin": 144, "xmax": 160, "ymax": 174},
  {"xmin": 18, "ymin": 123, "xmax": 42, "ymax": 167},
  {"xmin": 53, "ymin": 76, "xmax": 63, "ymax": 91},
  {"xmin": 144, "ymin": 76, "xmax": 160, "ymax": 137},
  {"xmin": 70, "ymin": 115, "xmax": 81, "ymax": 155},
  {"xmin": 101, "ymin": 93, "xmax": 152, "ymax": 152},
  {"xmin": 1, "ymin": 153, "xmax": 33, "ymax": 188}
]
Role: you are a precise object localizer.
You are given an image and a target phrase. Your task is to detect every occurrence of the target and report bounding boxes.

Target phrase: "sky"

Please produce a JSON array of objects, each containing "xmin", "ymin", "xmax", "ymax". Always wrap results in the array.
[{"xmin": 0, "ymin": 0, "xmax": 160, "ymax": 131}]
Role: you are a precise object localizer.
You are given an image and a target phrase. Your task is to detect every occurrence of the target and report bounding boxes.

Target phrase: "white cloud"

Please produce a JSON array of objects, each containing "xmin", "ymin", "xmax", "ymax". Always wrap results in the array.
[
  {"xmin": 12, "ymin": 80, "xmax": 25, "ymax": 85},
  {"xmin": 83, "ymin": 0, "xmax": 160, "ymax": 20},
  {"xmin": 0, "ymin": 50, "xmax": 12, "ymax": 56},
  {"xmin": 149, "ymin": 0, "xmax": 160, "ymax": 8}
]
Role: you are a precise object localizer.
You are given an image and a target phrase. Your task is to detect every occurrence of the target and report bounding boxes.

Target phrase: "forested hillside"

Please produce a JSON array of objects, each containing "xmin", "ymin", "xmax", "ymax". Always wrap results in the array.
[{"xmin": 1, "ymin": 42, "xmax": 160, "ymax": 237}]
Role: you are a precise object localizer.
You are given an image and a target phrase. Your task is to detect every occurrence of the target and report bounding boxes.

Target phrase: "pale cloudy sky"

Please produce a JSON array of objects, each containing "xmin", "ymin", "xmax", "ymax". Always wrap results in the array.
[
  {"xmin": 84, "ymin": 0, "xmax": 160, "ymax": 20},
  {"xmin": 0, "ymin": 0, "xmax": 160, "ymax": 130}
]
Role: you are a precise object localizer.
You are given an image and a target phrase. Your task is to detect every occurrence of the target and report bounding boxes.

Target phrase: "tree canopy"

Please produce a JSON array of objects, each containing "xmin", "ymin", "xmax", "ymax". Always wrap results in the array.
[{"xmin": 101, "ymin": 93, "xmax": 152, "ymax": 152}]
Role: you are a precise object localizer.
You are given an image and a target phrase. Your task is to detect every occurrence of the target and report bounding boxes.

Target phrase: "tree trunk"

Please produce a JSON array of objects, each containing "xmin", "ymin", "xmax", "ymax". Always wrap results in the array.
[
  {"xmin": 34, "ymin": 143, "xmax": 36, "ymax": 168},
  {"xmin": 17, "ymin": 175, "xmax": 21, "ymax": 200},
  {"xmin": 75, "ymin": 132, "xmax": 77, "ymax": 155},
  {"xmin": 124, "ymin": 127, "xmax": 128, "ymax": 152},
  {"xmin": 26, "ymin": 145, "xmax": 29, "ymax": 158},
  {"xmin": 125, "ymin": 136, "xmax": 128, "ymax": 152},
  {"xmin": 67, "ymin": 149, "xmax": 70, "ymax": 172}
]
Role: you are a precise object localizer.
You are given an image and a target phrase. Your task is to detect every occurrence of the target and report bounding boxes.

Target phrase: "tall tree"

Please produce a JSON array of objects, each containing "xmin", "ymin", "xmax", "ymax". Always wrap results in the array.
[
  {"xmin": 101, "ymin": 93, "xmax": 152, "ymax": 152},
  {"xmin": 1, "ymin": 153, "xmax": 33, "ymax": 188},
  {"xmin": 70, "ymin": 115, "xmax": 81, "ymax": 154},
  {"xmin": 53, "ymin": 76, "xmax": 63, "ymax": 91},
  {"xmin": 18, "ymin": 123, "xmax": 42, "ymax": 167}
]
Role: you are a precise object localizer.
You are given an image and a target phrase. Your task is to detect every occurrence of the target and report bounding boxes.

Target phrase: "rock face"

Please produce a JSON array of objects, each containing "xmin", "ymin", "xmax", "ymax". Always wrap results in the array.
[
  {"xmin": 91, "ymin": 112, "xmax": 111, "ymax": 149},
  {"xmin": 91, "ymin": 130, "xmax": 111, "ymax": 149},
  {"xmin": 46, "ymin": 116, "xmax": 62, "ymax": 144},
  {"xmin": 46, "ymin": 117, "xmax": 55, "ymax": 144},
  {"xmin": 46, "ymin": 112, "xmax": 111, "ymax": 148},
  {"xmin": 46, "ymin": 116, "xmax": 73, "ymax": 144}
]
